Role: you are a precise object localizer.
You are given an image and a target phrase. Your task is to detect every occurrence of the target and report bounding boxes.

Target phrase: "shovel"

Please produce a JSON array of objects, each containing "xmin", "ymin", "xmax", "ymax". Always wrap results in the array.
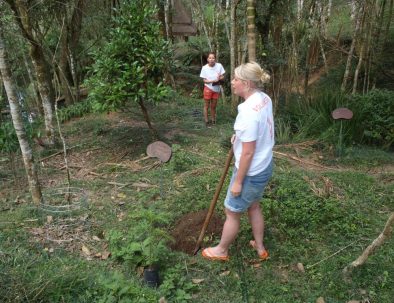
[{"xmin": 193, "ymin": 148, "xmax": 233, "ymax": 255}]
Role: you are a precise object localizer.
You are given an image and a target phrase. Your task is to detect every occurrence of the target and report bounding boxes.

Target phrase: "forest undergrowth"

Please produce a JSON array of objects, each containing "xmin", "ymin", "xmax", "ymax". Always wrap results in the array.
[{"xmin": 0, "ymin": 97, "xmax": 393, "ymax": 303}]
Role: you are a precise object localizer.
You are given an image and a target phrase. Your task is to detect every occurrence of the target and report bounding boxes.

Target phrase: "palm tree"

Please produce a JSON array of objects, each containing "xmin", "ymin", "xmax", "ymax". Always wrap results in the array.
[{"xmin": 247, "ymin": 0, "xmax": 256, "ymax": 62}]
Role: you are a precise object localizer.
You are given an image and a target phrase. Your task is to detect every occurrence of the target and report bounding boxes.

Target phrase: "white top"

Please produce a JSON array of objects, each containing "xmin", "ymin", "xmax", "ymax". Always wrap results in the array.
[
  {"xmin": 200, "ymin": 63, "xmax": 225, "ymax": 93},
  {"xmin": 233, "ymin": 91, "xmax": 274, "ymax": 176}
]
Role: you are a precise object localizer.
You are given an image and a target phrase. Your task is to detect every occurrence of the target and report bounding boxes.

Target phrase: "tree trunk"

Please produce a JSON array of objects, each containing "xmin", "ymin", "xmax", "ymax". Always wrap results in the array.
[
  {"xmin": 214, "ymin": 1, "xmax": 220, "ymax": 58},
  {"xmin": 270, "ymin": 14, "xmax": 283, "ymax": 107},
  {"xmin": 58, "ymin": 16, "xmax": 74, "ymax": 106},
  {"xmin": 157, "ymin": 0, "xmax": 166, "ymax": 37},
  {"xmin": 256, "ymin": 0, "xmax": 280, "ymax": 47},
  {"xmin": 230, "ymin": 0, "xmax": 240, "ymax": 110},
  {"xmin": 318, "ymin": 0, "xmax": 332, "ymax": 39},
  {"xmin": 304, "ymin": 36, "xmax": 319, "ymax": 96},
  {"xmin": 246, "ymin": 0, "xmax": 256, "ymax": 62},
  {"xmin": 371, "ymin": 0, "xmax": 392, "ymax": 87},
  {"xmin": 341, "ymin": 2, "xmax": 363, "ymax": 92},
  {"xmin": 362, "ymin": 3, "xmax": 375, "ymax": 94},
  {"xmin": 23, "ymin": 51, "xmax": 43, "ymax": 116},
  {"xmin": 164, "ymin": 0, "xmax": 173, "ymax": 41},
  {"xmin": 383, "ymin": 0, "xmax": 393, "ymax": 46},
  {"xmin": 54, "ymin": 0, "xmax": 84, "ymax": 106},
  {"xmin": 192, "ymin": 0, "xmax": 212, "ymax": 51},
  {"xmin": 6, "ymin": 0, "xmax": 56, "ymax": 144},
  {"xmin": 0, "ymin": 28, "xmax": 42, "ymax": 204},
  {"xmin": 297, "ymin": 0, "xmax": 304, "ymax": 20},
  {"xmin": 69, "ymin": 0, "xmax": 84, "ymax": 101},
  {"xmin": 221, "ymin": 0, "xmax": 231, "ymax": 56},
  {"xmin": 317, "ymin": 34, "xmax": 328, "ymax": 73},
  {"xmin": 30, "ymin": 43, "xmax": 56, "ymax": 145},
  {"xmin": 352, "ymin": 2, "xmax": 369, "ymax": 94},
  {"xmin": 138, "ymin": 98, "xmax": 158, "ymax": 139}
]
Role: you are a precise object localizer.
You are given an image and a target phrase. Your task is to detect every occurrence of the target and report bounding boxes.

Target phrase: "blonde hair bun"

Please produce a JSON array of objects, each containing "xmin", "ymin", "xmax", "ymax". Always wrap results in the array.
[
  {"xmin": 259, "ymin": 69, "xmax": 270, "ymax": 83},
  {"xmin": 235, "ymin": 61, "xmax": 270, "ymax": 86}
]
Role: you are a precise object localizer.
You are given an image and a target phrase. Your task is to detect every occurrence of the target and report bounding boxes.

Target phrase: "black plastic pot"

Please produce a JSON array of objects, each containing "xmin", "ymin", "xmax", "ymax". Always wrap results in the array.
[{"xmin": 143, "ymin": 266, "xmax": 160, "ymax": 287}]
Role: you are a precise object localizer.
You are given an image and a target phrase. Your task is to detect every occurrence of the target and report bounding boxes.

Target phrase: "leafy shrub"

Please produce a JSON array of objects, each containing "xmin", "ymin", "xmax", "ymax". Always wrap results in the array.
[
  {"xmin": 107, "ymin": 209, "xmax": 171, "ymax": 268},
  {"xmin": 57, "ymin": 99, "xmax": 93, "ymax": 123},
  {"xmin": 82, "ymin": 271, "xmax": 158, "ymax": 303},
  {"xmin": 275, "ymin": 118, "xmax": 292, "ymax": 144},
  {"xmin": 347, "ymin": 89, "xmax": 394, "ymax": 148},
  {"xmin": 159, "ymin": 264, "xmax": 196, "ymax": 302},
  {"xmin": 283, "ymin": 90, "xmax": 347, "ymax": 144},
  {"xmin": 0, "ymin": 121, "xmax": 19, "ymax": 153},
  {"xmin": 171, "ymin": 144, "xmax": 198, "ymax": 173},
  {"xmin": 85, "ymin": 0, "xmax": 171, "ymax": 113}
]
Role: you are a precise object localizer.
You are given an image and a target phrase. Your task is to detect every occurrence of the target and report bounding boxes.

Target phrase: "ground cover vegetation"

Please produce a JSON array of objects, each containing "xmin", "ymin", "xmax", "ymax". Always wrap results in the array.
[
  {"xmin": 1, "ymin": 98, "xmax": 393, "ymax": 302},
  {"xmin": 1, "ymin": 0, "xmax": 393, "ymax": 302}
]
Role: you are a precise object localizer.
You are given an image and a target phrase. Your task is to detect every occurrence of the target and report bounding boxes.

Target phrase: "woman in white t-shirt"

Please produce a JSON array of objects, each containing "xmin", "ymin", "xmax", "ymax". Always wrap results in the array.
[
  {"xmin": 199, "ymin": 52, "xmax": 225, "ymax": 127},
  {"xmin": 202, "ymin": 62, "xmax": 274, "ymax": 262}
]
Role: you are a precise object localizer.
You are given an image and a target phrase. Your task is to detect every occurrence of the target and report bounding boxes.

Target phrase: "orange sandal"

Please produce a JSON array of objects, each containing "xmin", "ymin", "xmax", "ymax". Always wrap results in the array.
[
  {"xmin": 201, "ymin": 247, "xmax": 229, "ymax": 262},
  {"xmin": 249, "ymin": 240, "xmax": 269, "ymax": 260}
]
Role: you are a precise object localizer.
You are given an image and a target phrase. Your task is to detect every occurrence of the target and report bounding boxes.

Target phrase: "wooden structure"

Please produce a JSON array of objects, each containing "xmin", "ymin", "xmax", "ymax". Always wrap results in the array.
[{"xmin": 171, "ymin": 0, "xmax": 197, "ymax": 37}]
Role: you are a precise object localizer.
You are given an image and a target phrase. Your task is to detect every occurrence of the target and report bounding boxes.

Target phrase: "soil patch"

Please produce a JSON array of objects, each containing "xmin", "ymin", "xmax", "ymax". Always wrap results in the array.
[{"xmin": 169, "ymin": 210, "xmax": 224, "ymax": 255}]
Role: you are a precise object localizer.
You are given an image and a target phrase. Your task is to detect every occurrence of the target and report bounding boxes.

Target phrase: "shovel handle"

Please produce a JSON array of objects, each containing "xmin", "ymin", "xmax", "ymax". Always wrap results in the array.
[{"xmin": 193, "ymin": 148, "xmax": 234, "ymax": 255}]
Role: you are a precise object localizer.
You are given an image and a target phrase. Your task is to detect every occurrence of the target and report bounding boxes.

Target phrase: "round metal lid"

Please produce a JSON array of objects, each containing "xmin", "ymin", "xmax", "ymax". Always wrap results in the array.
[
  {"xmin": 332, "ymin": 107, "xmax": 353, "ymax": 120},
  {"xmin": 146, "ymin": 141, "xmax": 172, "ymax": 162}
]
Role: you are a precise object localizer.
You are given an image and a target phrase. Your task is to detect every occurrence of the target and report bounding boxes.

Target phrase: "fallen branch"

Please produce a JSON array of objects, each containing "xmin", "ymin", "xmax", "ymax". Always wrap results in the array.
[
  {"xmin": 273, "ymin": 151, "xmax": 336, "ymax": 170},
  {"xmin": 188, "ymin": 150, "xmax": 221, "ymax": 164},
  {"xmin": 275, "ymin": 140, "xmax": 318, "ymax": 149},
  {"xmin": 108, "ymin": 181, "xmax": 129, "ymax": 187},
  {"xmin": 134, "ymin": 155, "xmax": 151, "ymax": 163},
  {"xmin": 142, "ymin": 161, "xmax": 161, "ymax": 171},
  {"xmin": 88, "ymin": 171, "xmax": 102, "ymax": 177},
  {"xmin": 0, "ymin": 219, "xmax": 39, "ymax": 225},
  {"xmin": 174, "ymin": 167, "xmax": 213, "ymax": 186},
  {"xmin": 59, "ymin": 164, "xmax": 83, "ymax": 170},
  {"xmin": 38, "ymin": 145, "xmax": 79, "ymax": 162},
  {"xmin": 307, "ymin": 238, "xmax": 360, "ymax": 269},
  {"xmin": 117, "ymin": 151, "xmax": 129, "ymax": 160},
  {"xmin": 343, "ymin": 212, "xmax": 394, "ymax": 276},
  {"xmin": 101, "ymin": 161, "xmax": 145, "ymax": 170},
  {"xmin": 82, "ymin": 147, "xmax": 102, "ymax": 153},
  {"xmin": 107, "ymin": 181, "xmax": 158, "ymax": 189},
  {"xmin": 46, "ymin": 236, "xmax": 74, "ymax": 243}
]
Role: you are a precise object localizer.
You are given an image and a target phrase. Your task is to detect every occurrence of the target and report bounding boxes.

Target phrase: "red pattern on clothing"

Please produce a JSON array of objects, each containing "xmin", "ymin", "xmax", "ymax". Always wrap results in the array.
[
  {"xmin": 252, "ymin": 96, "xmax": 270, "ymax": 112},
  {"xmin": 203, "ymin": 86, "xmax": 220, "ymax": 100}
]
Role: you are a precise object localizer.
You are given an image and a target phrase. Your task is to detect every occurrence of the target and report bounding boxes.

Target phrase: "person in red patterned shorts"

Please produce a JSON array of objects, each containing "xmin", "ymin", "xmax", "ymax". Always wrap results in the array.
[{"xmin": 200, "ymin": 52, "xmax": 225, "ymax": 127}]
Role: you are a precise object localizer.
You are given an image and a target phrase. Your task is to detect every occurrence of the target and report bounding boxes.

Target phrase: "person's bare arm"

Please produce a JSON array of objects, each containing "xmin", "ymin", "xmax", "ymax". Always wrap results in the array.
[{"xmin": 230, "ymin": 141, "xmax": 256, "ymax": 197}]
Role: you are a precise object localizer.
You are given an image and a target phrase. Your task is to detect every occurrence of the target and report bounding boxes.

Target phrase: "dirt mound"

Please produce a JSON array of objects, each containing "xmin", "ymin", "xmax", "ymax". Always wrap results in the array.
[{"xmin": 169, "ymin": 210, "xmax": 224, "ymax": 255}]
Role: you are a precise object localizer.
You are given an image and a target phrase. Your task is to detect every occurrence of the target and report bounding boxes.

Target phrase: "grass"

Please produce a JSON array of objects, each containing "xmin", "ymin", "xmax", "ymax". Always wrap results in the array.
[{"xmin": 0, "ymin": 94, "xmax": 393, "ymax": 302}]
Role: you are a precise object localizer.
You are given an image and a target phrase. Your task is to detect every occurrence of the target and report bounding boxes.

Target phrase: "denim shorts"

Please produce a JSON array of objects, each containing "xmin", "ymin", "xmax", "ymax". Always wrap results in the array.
[{"xmin": 224, "ymin": 159, "xmax": 273, "ymax": 213}]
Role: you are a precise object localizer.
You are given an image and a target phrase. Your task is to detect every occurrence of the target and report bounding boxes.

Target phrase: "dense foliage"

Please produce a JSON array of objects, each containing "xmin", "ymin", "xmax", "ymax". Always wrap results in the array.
[
  {"xmin": 0, "ymin": 121, "xmax": 18, "ymax": 153},
  {"xmin": 347, "ymin": 89, "xmax": 394, "ymax": 148},
  {"xmin": 281, "ymin": 89, "xmax": 394, "ymax": 149},
  {"xmin": 85, "ymin": 0, "xmax": 170, "ymax": 112}
]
